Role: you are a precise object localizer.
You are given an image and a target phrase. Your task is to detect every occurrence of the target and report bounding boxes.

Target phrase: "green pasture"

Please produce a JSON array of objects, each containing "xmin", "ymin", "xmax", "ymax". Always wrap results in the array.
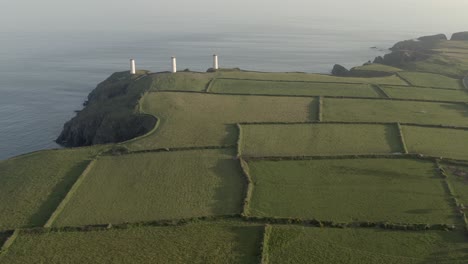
[
  {"xmin": 0, "ymin": 221, "xmax": 263, "ymax": 264},
  {"xmin": 126, "ymin": 92, "xmax": 315, "ymax": 151},
  {"xmin": 247, "ymin": 159, "xmax": 455, "ymax": 223},
  {"xmin": 217, "ymin": 71, "xmax": 407, "ymax": 85},
  {"xmin": 266, "ymin": 225, "xmax": 468, "ymax": 264},
  {"xmin": 397, "ymin": 72, "xmax": 462, "ymax": 89},
  {"xmin": 210, "ymin": 79, "xmax": 380, "ymax": 97},
  {"xmin": 323, "ymin": 98, "xmax": 468, "ymax": 127},
  {"xmin": 240, "ymin": 123, "xmax": 403, "ymax": 157},
  {"xmin": 382, "ymin": 86, "xmax": 468, "ymax": 102},
  {"xmin": 352, "ymin": 63, "xmax": 403, "ymax": 73},
  {"xmin": 402, "ymin": 126, "xmax": 468, "ymax": 160},
  {"xmin": 0, "ymin": 147, "xmax": 103, "ymax": 230},
  {"xmin": 442, "ymin": 163, "xmax": 468, "ymax": 206},
  {"xmin": 149, "ymin": 72, "xmax": 215, "ymax": 91},
  {"xmin": 53, "ymin": 149, "xmax": 244, "ymax": 227}
]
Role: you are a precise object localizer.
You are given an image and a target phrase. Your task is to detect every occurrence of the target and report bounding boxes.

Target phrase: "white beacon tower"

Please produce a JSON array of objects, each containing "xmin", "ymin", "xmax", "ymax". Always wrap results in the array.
[
  {"xmin": 213, "ymin": 54, "xmax": 219, "ymax": 70},
  {"xmin": 130, "ymin": 59, "xmax": 136, "ymax": 75},
  {"xmin": 171, "ymin": 57, "xmax": 177, "ymax": 73}
]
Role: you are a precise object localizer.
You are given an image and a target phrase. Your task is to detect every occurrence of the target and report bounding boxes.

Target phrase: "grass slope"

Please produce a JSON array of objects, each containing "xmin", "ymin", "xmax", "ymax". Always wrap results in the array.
[
  {"xmin": 397, "ymin": 72, "xmax": 462, "ymax": 89},
  {"xmin": 0, "ymin": 221, "xmax": 263, "ymax": 264},
  {"xmin": 324, "ymin": 98, "xmax": 468, "ymax": 127},
  {"xmin": 217, "ymin": 71, "xmax": 407, "ymax": 85},
  {"xmin": 53, "ymin": 149, "xmax": 244, "ymax": 227},
  {"xmin": 149, "ymin": 72, "xmax": 215, "ymax": 92},
  {"xmin": 247, "ymin": 159, "xmax": 456, "ymax": 223},
  {"xmin": 0, "ymin": 147, "xmax": 102, "ymax": 230},
  {"xmin": 210, "ymin": 79, "xmax": 380, "ymax": 97},
  {"xmin": 402, "ymin": 126, "xmax": 468, "ymax": 160},
  {"xmin": 240, "ymin": 123, "xmax": 402, "ymax": 157},
  {"xmin": 382, "ymin": 86, "xmax": 468, "ymax": 102},
  {"xmin": 352, "ymin": 63, "xmax": 403, "ymax": 73},
  {"xmin": 126, "ymin": 92, "xmax": 315, "ymax": 151},
  {"xmin": 267, "ymin": 226, "xmax": 468, "ymax": 264}
]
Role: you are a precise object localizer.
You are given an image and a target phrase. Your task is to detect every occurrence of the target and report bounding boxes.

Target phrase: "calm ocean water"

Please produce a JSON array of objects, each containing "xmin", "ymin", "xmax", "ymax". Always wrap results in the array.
[{"xmin": 0, "ymin": 24, "xmax": 433, "ymax": 160}]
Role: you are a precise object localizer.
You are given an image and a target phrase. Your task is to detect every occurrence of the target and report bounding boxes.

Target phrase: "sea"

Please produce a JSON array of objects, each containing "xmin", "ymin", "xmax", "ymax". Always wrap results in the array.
[{"xmin": 0, "ymin": 22, "xmax": 442, "ymax": 160}]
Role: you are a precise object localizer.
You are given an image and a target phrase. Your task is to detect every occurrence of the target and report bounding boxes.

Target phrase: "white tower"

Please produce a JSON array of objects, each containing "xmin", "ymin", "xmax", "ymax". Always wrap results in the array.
[
  {"xmin": 213, "ymin": 54, "xmax": 219, "ymax": 70},
  {"xmin": 171, "ymin": 57, "xmax": 177, "ymax": 73},
  {"xmin": 130, "ymin": 59, "xmax": 136, "ymax": 75}
]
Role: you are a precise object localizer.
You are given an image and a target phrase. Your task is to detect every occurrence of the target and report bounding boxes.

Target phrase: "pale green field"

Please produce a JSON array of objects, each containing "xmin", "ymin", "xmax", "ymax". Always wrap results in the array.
[
  {"xmin": 352, "ymin": 63, "xmax": 403, "ymax": 72},
  {"xmin": 442, "ymin": 164, "xmax": 468, "ymax": 206},
  {"xmin": 0, "ymin": 221, "xmax": 263, "ymax": 264},
  {"xmin": 248, "ymin": 159, "xmax": 455, "ymax": 223},
  {"xmin": 267, "ymin": 226, "xmax": 468, "ymax": 264},
  {"xmin": 126, "ymin": 92, "xmax": 316, "ymax": 151},
  {"xmin": 323, "ymin": 98, "xmax": 468, "ymax": 127},
  {"xmin": 382, "ymin": 86, "xmax": 468, "ymax": 102},
  {"xmin": 149, "ymin": 72, "xmax": 215, "ymax": 91},
  {"xmin": 217, "ymin": 71, "xmax": 407, "ymax": 85},
  {"xmin": 53, "ymin": 149, "xmax": 244, "ymax": 227},
  {"xmin": 402, "ymin": 126, "xmax": 468, "ymax": 160},
  {"xmin": 0, "ymin": 147, "xmax": 103, "ymax": 230},
  {"xmin": 397, "ymin": 72, "xmax": 462, "ymax": 89},
  {"xmin": 210, "ymin": 79, "xmax": 380, "ymax": 97},
  {"xmin": 240, "ymin": 123, "xmax": 403, "ymax": 157}
]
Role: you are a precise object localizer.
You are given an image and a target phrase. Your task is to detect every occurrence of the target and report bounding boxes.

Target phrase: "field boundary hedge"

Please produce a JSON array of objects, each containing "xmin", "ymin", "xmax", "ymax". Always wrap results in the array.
[
  {"xmin": 204, "ymin": 77, "xmax": 216, "ymax": 92},
  {"xmin": 396, "ymin": 123, "xmax": 409, "ymax": 154},
  {"xmin": 239, "ymin": 158, "xmax": 254, "ymax": 217},
  {"xmin": 0, "ymin": 229, "xmax": 19, "ymax": 257},
  {"xmin": 236, "ymin": 124, "xmax": 243, "ymax": 158},
  {"xmin": 43, "ymin": 159, "xmax": 98, "ymax": 228},
  {"xmin": 260, "ymin": 224, "xmax": 272, "ymax": 264},
  {"xmin": 102, "ymin": 145, "xmax": 236, "ymax": 157},
  {"xmin": 372, "ymin": 84, "xmax": 391, "ymax": 98},
  {"xmin": 396, "ymin": 72, "xmax": 414, "ymax": 86},
  {"xmin": 317, "ymin": 96, "xmax": 323, "ymax": 121},
  {"xmin": 215, "ymin": 77, "xmax": 374, "ymax": 85},
  {"xmin": 242, "ymin": 153, "xmax": 428, "ymax": 162}
]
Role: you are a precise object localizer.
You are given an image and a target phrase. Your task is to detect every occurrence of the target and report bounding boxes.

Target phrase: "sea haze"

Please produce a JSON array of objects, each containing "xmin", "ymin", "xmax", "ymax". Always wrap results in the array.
[{"xmin": 0, "ymin": 23, "xmax": 431, "ymax": 159}]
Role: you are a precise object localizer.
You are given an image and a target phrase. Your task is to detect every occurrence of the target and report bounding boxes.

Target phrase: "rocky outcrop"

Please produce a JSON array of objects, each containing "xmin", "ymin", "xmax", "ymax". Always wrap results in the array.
[
  {"xmin": 56, "ymin": 71, "xmax": 157, "ymax": 147},
  {"xmin": 451, "ymin": 32, "xmax": 468, "ymax": 41},
  {"xmin": 331, "ymin": 64, "xmax": 349, "ymax": 76},
  {"xmin": 417, "ymin": 34, "xmax": 447, "ymax": 42}
]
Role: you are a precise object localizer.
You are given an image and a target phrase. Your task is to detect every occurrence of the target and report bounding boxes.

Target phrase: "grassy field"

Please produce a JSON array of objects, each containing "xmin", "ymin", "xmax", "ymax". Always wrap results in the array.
[
  {"xmin": 324, "ymin": 98, "xmax": 468, "ymax": 127},
  {"xmin": 351, "ymin": 63, "xmax": 403, "ymax": 73},
  {"xmin": 382, "ymin": 86, "xmax": 468, "ymax": 102},
  {"xmin": 442, "ymin": 163, "xmax": 468, "ymax": 206},
  {"xmin": 217, "ymin": 70, "xmax": 407, "ymax": 85},
  {"xmin": 210, "ymin": 79, "xmax": 381, "ymax": 97},
  {"xmin": 149, "ymin": 72, "xmax": 215, "ymax": 91},
  {"xmin": 247, "ymin": 159, "xmax": 456, "ymax": 223},
  {"xmin": 402, "ymin": 126, "xmax": 468, "ymax": 160},
  {"xmin": 240, "ymin": 123, "xmax": 403, "ymax": 157},
  {"xmin": 0, "ymin": 147, "xmax": 103, "ymax": 230},
  {"xmin": 0, "ymin": 221, "xmax": 263, "ymax": 264},
  {"xmin": 266, "ymin": 226, "xmax": 468, "ymax": 264},
  {"xmin": 53, "ymin": 149, "xmax": 244, "ymax": 227},
  {"xmin": 126, "ymin": 92, "xmax": 315, "ymax": 151},
  {"xmin": 397, "ymin": 72, "xmax": 462, "ymax": 89}
]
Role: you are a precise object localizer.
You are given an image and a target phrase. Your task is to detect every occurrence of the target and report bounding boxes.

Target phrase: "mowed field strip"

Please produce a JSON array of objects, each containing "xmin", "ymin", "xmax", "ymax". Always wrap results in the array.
[
  {"xmin": 0, "ymin": 221, "xmax": 263, "ymax": 264},
  {"xmin": 0, "ymin": 147, "xmax": 103, "ymax": 230},
  {"xmin": 323, "ymin": 98, "xmax": 468, "ymax": 127},
  {"xmin": 265, "ymin": 225, "xmax": 468, "ymax": 264},
  {"xmin": 397, "ymin": 72, "xmax": 463, "ymax": 89},
  {"xmin": 52, "ymin": 149, "xmax": 245, "ymax": 227},
  {"xmin": 209, "ymin": 79, "xmax": 381, "ymax": 97},
  {"xmin": 126, "ymin": 92, "xmax": 316, "ymax": 151},
  {"xmin": 240, "ymin": 123, "xmax": 403, "ymax": 157},
  {"xmin": 246, "ymin": 159, "xmax": 457, "ymax": 223},
  {"xmin": 381, "ymin": 86, "xmax": 468, "ymax": 102}
]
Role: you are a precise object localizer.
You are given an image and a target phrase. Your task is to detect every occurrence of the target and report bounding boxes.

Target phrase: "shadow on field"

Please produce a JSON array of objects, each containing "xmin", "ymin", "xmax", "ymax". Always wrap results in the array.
[
  {"xmin": 225, "ymin": 225, "xmax": 265, "ymax": 263},
  {"xmin": 422, "ymin": 231, "xmax": 468, "ymax": 263},
  {"xmin": 210, "ymin": 153, "xmax": 245, "ymax": 215},
  {"xmin": 27, "ymin": 160, "xmax": 91, "ymax": 227},
  {"xmin": 308, "ymin": 100, "xmax": 319, "ymax": 122},
  {"xmin": 441, "ymin": 103, "xmax": 468, "ymax": 119},
  {"xmin": 385, "ymin": 125, "xmax": 405, "ymax": 153}
]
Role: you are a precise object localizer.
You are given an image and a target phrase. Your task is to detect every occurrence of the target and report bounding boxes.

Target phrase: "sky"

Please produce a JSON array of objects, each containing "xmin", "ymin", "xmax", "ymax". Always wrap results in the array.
[{"xmin": 1, "ymin": 0, "xmax": 467, "ymax": 34}]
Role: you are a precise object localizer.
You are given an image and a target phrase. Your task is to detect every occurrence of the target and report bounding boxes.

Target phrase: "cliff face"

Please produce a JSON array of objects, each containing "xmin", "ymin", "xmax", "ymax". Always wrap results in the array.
[{"xmin": 56, "ymin": 71, "xmax": 157, "ymax": 147}]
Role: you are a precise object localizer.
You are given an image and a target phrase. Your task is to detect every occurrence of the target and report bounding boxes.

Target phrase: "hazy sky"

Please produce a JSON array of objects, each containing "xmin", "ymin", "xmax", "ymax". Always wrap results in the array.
[{"xmin": 1, "ymin": 0, "xmax": 467, "ymax": 34}]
